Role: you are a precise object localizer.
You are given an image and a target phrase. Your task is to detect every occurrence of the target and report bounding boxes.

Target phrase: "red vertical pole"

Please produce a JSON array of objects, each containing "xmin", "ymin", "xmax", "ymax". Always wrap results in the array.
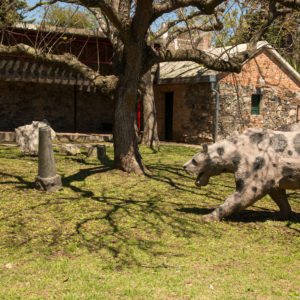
[{"xmin": 137, "ymin": 99, "xmax": 141, "ymax": 131}]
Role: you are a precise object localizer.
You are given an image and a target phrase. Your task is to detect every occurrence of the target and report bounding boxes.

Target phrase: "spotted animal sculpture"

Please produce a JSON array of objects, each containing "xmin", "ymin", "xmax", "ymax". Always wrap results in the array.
[
  {"xmin": 183, "ymin": 128, "xmax": 300, "ymax": 221},
  {"xmin": 277, "ymin": 122, "xmax": 300, "ymax": 132}
]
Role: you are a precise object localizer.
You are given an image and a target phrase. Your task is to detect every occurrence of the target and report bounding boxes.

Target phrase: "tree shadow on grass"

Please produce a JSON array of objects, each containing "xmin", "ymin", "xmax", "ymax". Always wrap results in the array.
[
  {"xmin": 63, "ymin": 166, "xmax": 112, "ymax": 185},
  {"xmin": 1, "ymin": 160, "xmax": 299, "ymax": 268},
  {"xmin": 64, "ymin": 154, "xmax": 114, "ymax": 168},
  {"xmin": 149, "ymin": 163, "xmax": 300, "ymax": 225},
  {"xmin": 70, "ymin": 193, "xmax": 206, "ymax": 267},
  {"xmin": 177, "ymin": 206, "xmax": 300, "ymax": 224},
  {"xmin": 146, "ymin": 163, "xmax": 226, "ymax": 202},
  {"xmin": 0, "ymin": 167, "xmax": 214, "ymax": 268},
  {"xmin": 228, "ymin": 210, "xmax": 300, "ymax": 223},
  {"xmin": 0, "ymin": 172, "xmax": 36, "ymax": 189}
]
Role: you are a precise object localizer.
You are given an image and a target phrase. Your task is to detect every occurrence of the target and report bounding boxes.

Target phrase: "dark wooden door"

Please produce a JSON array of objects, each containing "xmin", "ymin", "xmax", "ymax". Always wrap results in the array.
[{"xmin": 165, "ymin": 92, "xmax": 174, "ymax": 141}]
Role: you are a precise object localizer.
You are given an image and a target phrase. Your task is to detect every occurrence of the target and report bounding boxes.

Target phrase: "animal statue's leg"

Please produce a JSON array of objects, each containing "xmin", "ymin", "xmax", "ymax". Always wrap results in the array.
[
  {"xmin": 202, "ymin": 189, "xmax": 266, "ymax": 221},
  {"xmin": 268, "ymin": 188, "xmax": 292, "ymax": 219}
]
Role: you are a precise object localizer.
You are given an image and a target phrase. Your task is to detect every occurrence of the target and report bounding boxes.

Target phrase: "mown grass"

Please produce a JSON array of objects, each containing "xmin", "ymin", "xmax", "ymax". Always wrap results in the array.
[{"xmin": 0, "ymin": 143, "xmax": 299, "ymax": 300}]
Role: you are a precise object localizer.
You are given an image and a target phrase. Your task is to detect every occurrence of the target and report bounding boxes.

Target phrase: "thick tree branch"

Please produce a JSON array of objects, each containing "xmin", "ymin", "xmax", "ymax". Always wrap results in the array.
[
  {"xmin": 28, "ymin": 0, "xmax": 59, "ymax": 11},
  {"xmin": 132, "ymin": 0, "xmax": 153, "ymax": 38},
  {"xmin": 149, "ymin": 45, "xmax": 260, "ymax": 73},
  {"xmin": 275, "ymin": 0, "xmax": 300, "ymax": 10},
  {"xmin": 0, "ymin": 43, "xmax": 117, "ymax": 93},
  {"xmin": 118, "ymin": 0, "xmax": 132, "ymax": 26},
  {"xmin": 88, "ymin": 7, "xmax": 111, "ymax": 37},
  {"xmin": 152, "ymin": 0, "xmax": 224, "ymax": 21}
]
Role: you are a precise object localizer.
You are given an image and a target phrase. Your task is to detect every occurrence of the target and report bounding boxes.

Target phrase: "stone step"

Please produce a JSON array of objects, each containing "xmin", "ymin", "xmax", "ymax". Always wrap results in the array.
[
  {"xmin": 0, "ymin": 132, "xmax": 15, "ymax": 143},
  {"xmin": 0, "ymin": 131, "xmax": 113, "ymax": 143}
]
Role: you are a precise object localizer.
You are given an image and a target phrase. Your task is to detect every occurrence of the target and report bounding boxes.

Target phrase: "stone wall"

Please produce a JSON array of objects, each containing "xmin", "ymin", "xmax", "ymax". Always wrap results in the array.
[
  {"xmin": 2, "ymin": 47, "xmax": 299, "ymax": 143},
  {"xmin": 155, "ymin": 49, "xmax": 300, "ymax": 144},
  {"xmin": 154, "ymin": 83, "xmax": 214, "ymax": 143},
  {"xmin": 217, "ymin": 49, "xmax": 300, "ymax": 139},
  {"xmin": 0, "ymin": 81, "xmax": 114, "ymax": 133},
  {"xmin": 217, "ymin": 83, "xmax": 300, "ymax": 137},
  {"xmin": 76, "ymin": 89, "xmax": 114, "ymax": 132},
  {"xmin": 220, "ymin": 50, "xmax": 300, "ymax": 90}
]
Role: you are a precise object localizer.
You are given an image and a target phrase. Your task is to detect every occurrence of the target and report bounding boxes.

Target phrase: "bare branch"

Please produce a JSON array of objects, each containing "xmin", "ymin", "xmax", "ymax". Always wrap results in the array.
[
  {"xmin": 248, "ymin": 0, "xmax": 281, "ymax": 46},
  {"xmin": 28, "ymin": 0, "xmax": 58, "ymax": 11},
  {"xmin": 150, "ymin": 10, "xmax": 205, "ymax": 41},
  {"xmin": 29, "ymin": 0, "xmax": 125, "ymax": 39},
  {"xmin": 164, "ymin": 19, "xmax": 223, "ymax": 47}
]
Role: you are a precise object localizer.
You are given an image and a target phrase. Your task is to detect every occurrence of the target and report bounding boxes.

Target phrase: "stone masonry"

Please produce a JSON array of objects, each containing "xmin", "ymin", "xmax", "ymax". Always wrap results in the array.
[
  {"xmin": 0, "ymin": 81, "xmax": 114, "ymax": 133},
  {"xmin": 154, "ymin": 83, "xmax": 214, "ymax": 144},
  {"xmin": 218, "ymin": 49, "xmax": 300, "ymax": 139},
  {"xmin": 155, "ymin": 48, "xmax": 300, "ymax": 144}
]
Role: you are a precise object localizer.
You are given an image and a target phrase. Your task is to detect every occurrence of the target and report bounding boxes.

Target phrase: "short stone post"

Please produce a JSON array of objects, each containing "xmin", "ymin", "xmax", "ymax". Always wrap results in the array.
[
  {"xmin": 86, "ymin": 144, "xmax": 106, "ymax": 160},
  {"xmin": 96, "ymin": 145, "xmax": 106, "ymax": 160},
  {"xmin": 35, "ymin": 126, "xmax": 62, "ymax": 192}
]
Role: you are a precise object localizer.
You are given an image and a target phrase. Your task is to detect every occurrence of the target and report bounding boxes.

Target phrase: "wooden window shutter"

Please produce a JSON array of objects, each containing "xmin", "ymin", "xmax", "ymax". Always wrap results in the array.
[{"xmin": 251, "ymin": 94, "xmax": 261, "ymax": 115}]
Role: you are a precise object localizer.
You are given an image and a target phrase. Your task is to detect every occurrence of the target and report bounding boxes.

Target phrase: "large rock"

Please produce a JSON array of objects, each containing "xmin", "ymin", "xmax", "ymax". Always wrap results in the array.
[
  {"xmin": 15, "ymin": 120, "xmax": 56, "ymax": 155},
  {"xmin": 60, "ymin": 143, "xmax": 81, "ymax": 156}
]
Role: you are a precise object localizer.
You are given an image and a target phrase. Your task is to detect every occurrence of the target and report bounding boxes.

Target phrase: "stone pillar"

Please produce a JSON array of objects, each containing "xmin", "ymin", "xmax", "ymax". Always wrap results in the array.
[
  {"xmin": 86, "ymin": 145, "xmax": 106, "ymax": 160},
  {"xmin": 96, "ymin": 145, "xmax": 106, "ymax": 160},
  {"xmin": 35, "ymin": 126, "xmax": 62, "ymax": 192}
]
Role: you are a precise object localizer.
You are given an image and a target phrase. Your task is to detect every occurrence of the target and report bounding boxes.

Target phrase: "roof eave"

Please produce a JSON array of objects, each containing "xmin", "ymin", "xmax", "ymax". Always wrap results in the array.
[
  {"xmin": 157, "ymin": 74, "xmax": 217, "ymax": 85},
  {"xmin": 12, "ymin": 22, "xmax": 106, "ymax": 39}
]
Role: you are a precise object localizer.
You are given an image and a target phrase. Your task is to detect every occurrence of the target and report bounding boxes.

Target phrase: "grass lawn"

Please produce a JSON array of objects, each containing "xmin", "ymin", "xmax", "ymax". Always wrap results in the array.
[{"xmin": 0, "ymin": 143, "xmax": 299, "ymax": 299}]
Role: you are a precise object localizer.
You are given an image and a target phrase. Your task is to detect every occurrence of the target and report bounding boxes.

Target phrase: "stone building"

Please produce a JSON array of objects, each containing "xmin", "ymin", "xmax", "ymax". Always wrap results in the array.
[
  {"xmin": 0, "ymin": 23, "xmax": 114, "ymax": 135},
  {"xmin": 1, "ymin": 24, "xmax": 300, "ymax": 145},
  {"xmin": 154, "ymin": 42, "xmax": 300, "ymax": 143}
]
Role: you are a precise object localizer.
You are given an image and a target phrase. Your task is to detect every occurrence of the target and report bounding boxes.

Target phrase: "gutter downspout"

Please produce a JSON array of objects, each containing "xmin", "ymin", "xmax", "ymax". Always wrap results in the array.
[
  {"xmin": 211, "ymin": 81, "xmax": 219, "ymax": 143},
  {"xmin": 74, "ymin": 85, "xmax": 78, "ymax": 132}
]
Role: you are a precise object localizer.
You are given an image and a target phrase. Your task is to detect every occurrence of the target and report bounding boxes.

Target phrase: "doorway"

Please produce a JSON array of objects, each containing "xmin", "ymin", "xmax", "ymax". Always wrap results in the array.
[{"xmin": 165, "ymin": 92, "xmax": 174, "ymax": 141}]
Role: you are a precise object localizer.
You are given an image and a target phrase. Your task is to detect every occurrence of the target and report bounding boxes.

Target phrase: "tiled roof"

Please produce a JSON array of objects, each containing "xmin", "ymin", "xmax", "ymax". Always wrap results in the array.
[
  {"xmin": 159, "ymin": 61, "xmax": 209, "ymax": 78},
  {"xmin": 158, "ymin": 41, "xmax": 300, "ymax": 84},
  {"xmin": 0, "ymin": 55, "xmax": 95, "ymax": 91},
  {"xmin": 13, "ymin": 22, "xmax": 105, "ymax": 38},
  {"xmin": 158, "ymin": 61, "xmax": 217, "ymax": 84}
]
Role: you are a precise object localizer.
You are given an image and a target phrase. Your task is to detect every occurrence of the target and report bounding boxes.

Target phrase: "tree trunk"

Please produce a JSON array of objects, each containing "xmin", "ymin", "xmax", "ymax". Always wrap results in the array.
[
  {"xmin": 141, "ymin": 65, "xmax": 160, "ymax": 150},
  {"xmin": 113, "ymin": 68, "xmax": 146, "ymax": 175}
]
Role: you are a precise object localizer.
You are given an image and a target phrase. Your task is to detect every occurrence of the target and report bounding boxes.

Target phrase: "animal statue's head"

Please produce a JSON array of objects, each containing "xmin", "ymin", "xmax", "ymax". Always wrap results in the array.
[{"xmin": 183, "ymin": 141, "xmax": 237, "ymax": 187}]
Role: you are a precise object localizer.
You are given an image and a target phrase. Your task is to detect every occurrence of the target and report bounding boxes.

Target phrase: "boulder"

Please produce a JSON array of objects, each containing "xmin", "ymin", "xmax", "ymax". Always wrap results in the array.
[
  {"xmin": 15, "ymin": 120, "xmax": 56, "ymax": 155},
  {"xmin": 60, "ymin": 143, "xmax": 81, "ymax": 156}
]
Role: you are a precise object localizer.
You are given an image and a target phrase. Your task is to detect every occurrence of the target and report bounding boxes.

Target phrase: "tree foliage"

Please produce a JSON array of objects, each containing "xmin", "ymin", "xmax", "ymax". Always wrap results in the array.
[
  {"xmin": 42, "ymin": 4, "xmax": 97, "ymax": 29},
  {"xmin": 0, "ymin": 0, "xmax": 26, "ymax": 27},
  {"xmin": 213, "ymin": 0, "xmax": 299, "ymax": 70},
  {"xmin": 239, "ymin": 9, "xmax": 300, "ymax": 70}
]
